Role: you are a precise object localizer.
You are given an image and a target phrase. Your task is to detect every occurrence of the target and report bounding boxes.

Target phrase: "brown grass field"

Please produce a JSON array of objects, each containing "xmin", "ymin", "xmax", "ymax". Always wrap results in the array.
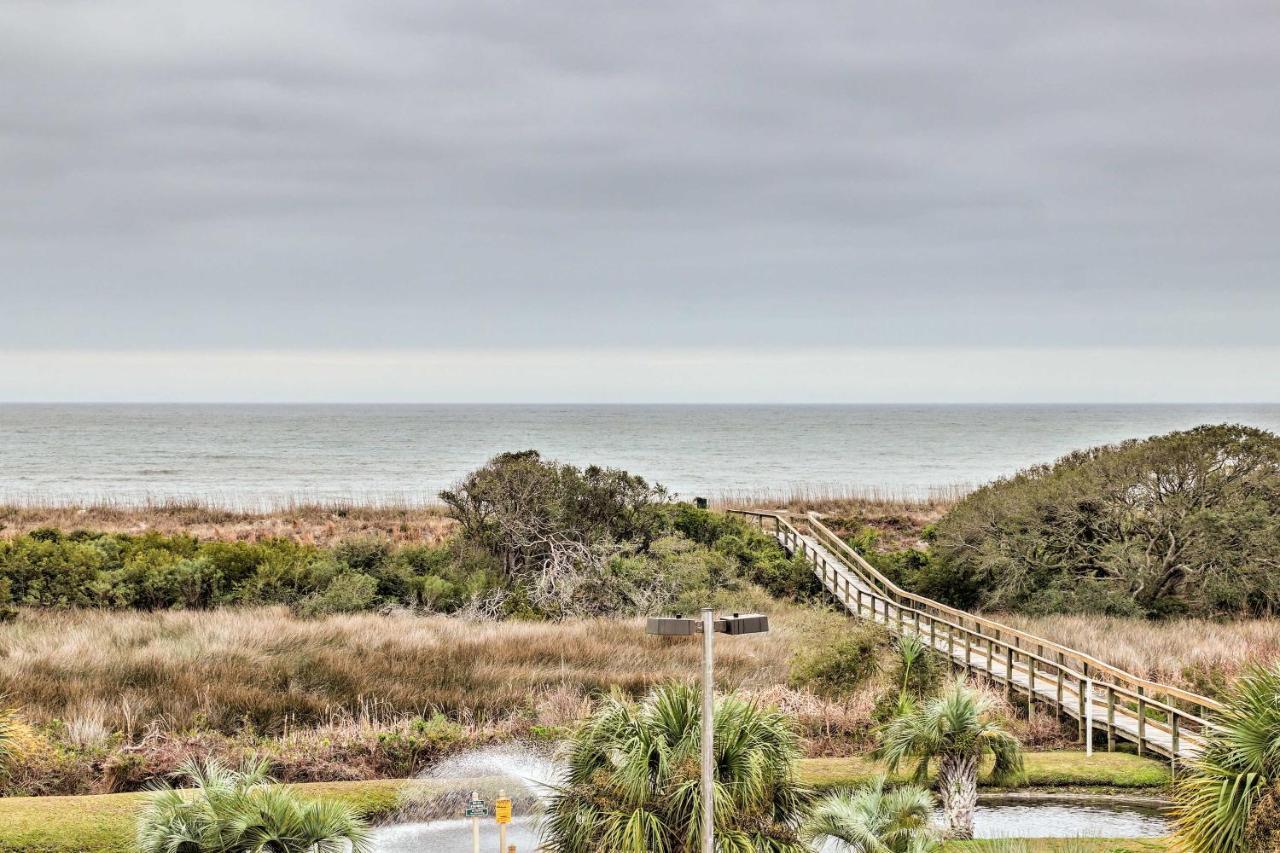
[
  {"xmin": 999, "ymin": 612, "xmax": 1280, "ymax": 697},
  {"xmin": 0, "ymin": 499, "xmax": 455, "ymax": 545},
  {"xmin": 0, "ymin": 603, "xmax": 836, "ymax": 734}
]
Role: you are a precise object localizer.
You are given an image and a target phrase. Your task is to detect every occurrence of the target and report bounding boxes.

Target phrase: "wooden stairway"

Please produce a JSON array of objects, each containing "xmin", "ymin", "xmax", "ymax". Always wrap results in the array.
[{"xmin": 730, "ymin": 509, "xmax": 1221, "ymax": 763}]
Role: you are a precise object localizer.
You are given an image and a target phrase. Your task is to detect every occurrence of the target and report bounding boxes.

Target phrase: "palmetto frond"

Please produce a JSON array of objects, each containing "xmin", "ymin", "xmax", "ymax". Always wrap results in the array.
[
  {"xmin": 136, "ymin": 757, "xmax": 371, "ymax": 853},
  {"xmin": 874, "ymin": 680, "xmax": 1023, "ymax": 784},
  {"xmin": 802, "ymin": 775, "xmax": 938, "ymax": 853},
  {"xmin": 543, "ymin": 681, "xmax": 810, "ymax": 852},
  {"xmin": 1174, "ymin": 662, "xmax": 1280, "ymax": 852}
]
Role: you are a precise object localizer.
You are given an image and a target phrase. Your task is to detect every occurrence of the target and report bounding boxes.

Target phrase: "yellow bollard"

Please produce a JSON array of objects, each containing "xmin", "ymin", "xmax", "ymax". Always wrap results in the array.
[{"xmin": 495, "ymin": 789, "xmax": 512, "ymax": 853}]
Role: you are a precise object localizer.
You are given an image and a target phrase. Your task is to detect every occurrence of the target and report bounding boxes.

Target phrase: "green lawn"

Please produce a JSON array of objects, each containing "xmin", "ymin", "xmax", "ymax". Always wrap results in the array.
[
  {"xmin": 0, "ymin": 780, "xmax": 406, "ymax": 853},
  {"xmin": 0, "ymin": 752, "xmax": 1170, "ymax": 853},
  {"xmin": 945, "ymin": 841, "xmax": 1168, "ymax": 851},
  {"xmin": 798, "ymin": 750, "xmax": 1171, "ymax": 791}
]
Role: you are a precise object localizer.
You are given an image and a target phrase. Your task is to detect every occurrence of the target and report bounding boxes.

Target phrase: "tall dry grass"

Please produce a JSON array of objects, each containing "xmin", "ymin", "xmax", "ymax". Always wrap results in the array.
[
  {"xmin": 716, "ymin": 485, "xmax": 967, "ymax": 513},
  {"xmin": 997, "ymin": 612, "xmax": 1280, "ymax": 697},
  {"xmin": 0, "ymin": 605, "xmax": 839, "ymax": 736},
  {"xmin": 0, "ymin": 499, "xmax": 455, "ymax": 545}
]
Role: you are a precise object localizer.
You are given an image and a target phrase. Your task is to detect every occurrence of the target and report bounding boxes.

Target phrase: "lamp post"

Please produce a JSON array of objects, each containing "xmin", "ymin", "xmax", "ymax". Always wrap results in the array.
[{"xmin": 646, "ymin": 609, "xmax": 770, "ymax": 853}]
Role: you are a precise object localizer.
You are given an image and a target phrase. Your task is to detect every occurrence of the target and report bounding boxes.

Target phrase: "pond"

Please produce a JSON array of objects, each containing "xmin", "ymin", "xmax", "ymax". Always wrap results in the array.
[{"xmin": 371, "ymin": 797, "xmax": 1170, "ymax": 852}]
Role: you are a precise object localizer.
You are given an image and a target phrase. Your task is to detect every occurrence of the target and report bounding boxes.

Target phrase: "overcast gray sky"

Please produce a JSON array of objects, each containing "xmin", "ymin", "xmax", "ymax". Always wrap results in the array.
[{"xmin": 2, "ymin": 0, "xmax": 1278, "ymax": 401}]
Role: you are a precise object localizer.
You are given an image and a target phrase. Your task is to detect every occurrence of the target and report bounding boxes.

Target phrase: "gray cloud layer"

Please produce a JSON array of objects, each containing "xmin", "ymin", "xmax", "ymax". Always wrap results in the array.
[{"xmin": 2, "ymin": 0, "xmax": 1278, "ymax": 350}]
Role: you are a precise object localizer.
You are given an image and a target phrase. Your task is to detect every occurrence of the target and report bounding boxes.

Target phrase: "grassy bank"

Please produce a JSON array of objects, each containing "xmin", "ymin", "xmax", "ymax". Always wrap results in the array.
[
  {"xmin": 0, "ymin": 752, "xmax": 1169, "ymax": 853},
  {"xmin": 799, "ymin": 751, "xmax": 1171, "ymax": 792},
  {"xmin": 996, "ymin": 612, "xmax": 1280, "ymax": 699}
]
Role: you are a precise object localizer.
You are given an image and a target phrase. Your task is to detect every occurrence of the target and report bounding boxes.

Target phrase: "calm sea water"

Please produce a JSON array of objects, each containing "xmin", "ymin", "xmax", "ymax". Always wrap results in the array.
[{"xmin": 2, "ymin": 404, "xmax": 1278, "ymax": 506}]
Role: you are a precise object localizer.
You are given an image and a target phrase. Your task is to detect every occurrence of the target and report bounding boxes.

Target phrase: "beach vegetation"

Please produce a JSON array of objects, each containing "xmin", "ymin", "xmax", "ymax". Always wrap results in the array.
[
  {"xmin": 1173, "ymin": 661, "xmax": 1280, "ymax": 852},
  {"xmin": 927, "ymin": 425, "xmax": 1280, "ymax": 618},
  {"xmin": 802, "ymin": 775, "xmax": 939, "ymax": 852},
  {"xmin": 542, "ymin": 682, "xmax": 810, "ymax": 852},
  {"xmin": 135, "ymin": 757, "xmax": 371, "ymax": 853},
  {"xmin": 876, "ymin": 681, "xmax": 1023, "ymax": 839}
]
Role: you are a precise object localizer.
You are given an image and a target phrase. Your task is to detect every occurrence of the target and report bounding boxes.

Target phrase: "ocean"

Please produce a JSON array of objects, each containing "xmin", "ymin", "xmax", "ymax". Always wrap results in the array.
[{"xmin": 2, "ymin": 403, "xmax": 1278, "ymax": 506}]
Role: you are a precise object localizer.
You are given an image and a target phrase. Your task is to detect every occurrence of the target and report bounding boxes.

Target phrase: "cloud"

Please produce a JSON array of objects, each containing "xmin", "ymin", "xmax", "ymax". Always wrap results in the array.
[{"xmin": 1, "ymin": 0, "xmax": 1278, "ymax": 360}]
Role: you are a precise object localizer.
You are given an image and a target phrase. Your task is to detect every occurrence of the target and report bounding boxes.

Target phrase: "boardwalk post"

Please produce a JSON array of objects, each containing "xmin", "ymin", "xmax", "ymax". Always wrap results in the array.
[
  {"xmin": 1171, "ymin": 715, "xmax": 1180, "ymax": 773},
  {"xmin": 1056, "ymin": 668, "xmax": 1064, "ymax": 715},
  {"xmin": 1027, "ymin": 661, "xmax": 1035, "ymax": 716},
  {"xmin": 1107, "ymin": 688, "xmax": 1116, "ymax": 752},
  {"xmin": 1077, "ymin": 679, "xmax": 1087, "ymax": 743},
  {"xmin": 1084, "ymin": 678, "xmax": 1094, "ymax": 757},
  {"xmin": 1137, "ymin": 695, "xmax": 1147, "ymax": 756},
  {"xmin": 964, "ymin": 631, "xmax": 972, "ymax": 668},
  {"xmin": 1005, "ymin": 645, "xmax": 1014, "ymax": 701}
]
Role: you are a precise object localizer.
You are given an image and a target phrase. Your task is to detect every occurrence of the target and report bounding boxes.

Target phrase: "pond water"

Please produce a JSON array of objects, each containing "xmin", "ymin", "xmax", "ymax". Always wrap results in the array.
[{"xmin": 371, "ymin": 798, "xmax": 1169, "ymax": 852}]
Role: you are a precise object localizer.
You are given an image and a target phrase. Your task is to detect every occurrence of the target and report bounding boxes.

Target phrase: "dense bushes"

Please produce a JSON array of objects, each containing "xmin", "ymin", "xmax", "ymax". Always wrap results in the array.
[
  {"xmin": 928, "ymin": 425, "xmax": 1280, "ymax": 618},
  {"xmin": 0, "ymin": 529, "xmax": 502, "ymax": 615},
  {"xmin": 0, "ymin": 508, "xmax": 805, "ymax": 619}
]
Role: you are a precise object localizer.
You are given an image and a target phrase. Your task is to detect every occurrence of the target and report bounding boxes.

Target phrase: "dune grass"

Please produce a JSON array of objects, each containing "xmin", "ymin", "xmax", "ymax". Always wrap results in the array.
[
  {"xmin": 0, "ymin": 499, "xmax": 455, "ymax": 545},
  {"xmin": 0, "ymin": 752, "xmax": 1168, "ymax": 853},
  {"xmin": 0, "ymin": 604, "xmax": 832, "ymax": 734},
  {"xmin": 997, "ymin": 612, "xmax": 1280, "ymax": 698}
]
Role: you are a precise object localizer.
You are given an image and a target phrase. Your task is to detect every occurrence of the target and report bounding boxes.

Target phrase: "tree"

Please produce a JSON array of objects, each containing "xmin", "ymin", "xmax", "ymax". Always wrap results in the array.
[
  {"xmin": 542, "ymin": 682, "xmax": 810, "ymax": 852},
  {"xmin": 136, "ymin": 757, "xmax": 371, "ymax": 853},
  {"xmin": 439, "ymin": 451, "xmax": 669, "ymax": 616},
  {"xmin": 802, "ymin": 775, "xmax": 939, "ymax": 852},
  {"xmin": 1173, "ymin": 662, "xmax": 1280, "ymax": 852},
  {"xmin": 929, "ymin": 425, "xmax": 1280, "ymax": 617},
  {"xmin": 875, "ymin": 681, "xmax": 1022, "ymax": 840}
]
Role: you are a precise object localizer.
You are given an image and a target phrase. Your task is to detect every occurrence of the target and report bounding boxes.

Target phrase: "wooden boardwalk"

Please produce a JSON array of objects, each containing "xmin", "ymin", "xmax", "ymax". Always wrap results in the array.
[{"xmin": 731, "ymin": 510, "xmax": 1221, "ymax": 763}]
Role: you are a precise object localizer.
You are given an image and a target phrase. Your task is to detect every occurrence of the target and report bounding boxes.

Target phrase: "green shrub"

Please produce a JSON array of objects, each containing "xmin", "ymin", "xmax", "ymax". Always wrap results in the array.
[
  {"xmin": 790, "ymin": 625, "xmax": 887, "ymax": 696},
  {"xmin": 673, "ymin": 504, "xmax": 821, "ymax": 601},
  {"xmin": 374, "ymin": 714, "xmax": 463, "ymax": 776},
  {"xmin": 297, "ymin": 572, "xmax": 379, "ymax": 617},
  {"xmin": 930, "ymin": 425, "xmax": 1280, "ymax": 617}
]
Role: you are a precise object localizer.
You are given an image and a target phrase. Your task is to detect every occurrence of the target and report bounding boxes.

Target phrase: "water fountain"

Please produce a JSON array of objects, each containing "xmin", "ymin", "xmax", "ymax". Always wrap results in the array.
[
  {"xmin": 371, "ymin": 745, "xmax": 562, "ymax": 852},
  {"xmin": 369, "ymin": 746, "xmax": 1170, "ymax": 851}
]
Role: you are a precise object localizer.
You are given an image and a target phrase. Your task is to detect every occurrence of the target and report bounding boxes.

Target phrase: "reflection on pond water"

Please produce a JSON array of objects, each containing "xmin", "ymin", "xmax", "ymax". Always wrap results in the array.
[{"xmin": 372, "ymin": 797, "xmax": 1169, "ymax": 852}]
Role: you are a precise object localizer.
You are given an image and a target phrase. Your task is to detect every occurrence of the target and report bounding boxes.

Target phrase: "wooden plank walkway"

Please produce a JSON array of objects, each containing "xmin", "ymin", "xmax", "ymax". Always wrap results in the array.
[{"xmin": 731, "ymin": 510, "xmax": 1221, "ymax": 764}]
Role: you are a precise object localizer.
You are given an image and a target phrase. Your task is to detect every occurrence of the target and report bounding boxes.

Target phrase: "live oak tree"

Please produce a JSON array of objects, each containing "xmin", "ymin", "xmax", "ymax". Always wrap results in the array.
[
  {"xmin": 929, "ymin": 425, "xmax": 1280, "ymax": 617},
  {"xmin": 439, "ymin": 450, "xmax": 669, "ymax": 616}
]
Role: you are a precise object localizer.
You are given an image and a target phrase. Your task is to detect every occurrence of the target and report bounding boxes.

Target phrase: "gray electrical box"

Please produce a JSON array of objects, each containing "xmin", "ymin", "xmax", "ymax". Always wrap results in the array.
[
  {"xmin": 646, "ymin": 616, "xmax": 700, "ymax": 636},
  {"xmin": 721, "ymin": 614, "xmax": 769, "ymax": 635}
]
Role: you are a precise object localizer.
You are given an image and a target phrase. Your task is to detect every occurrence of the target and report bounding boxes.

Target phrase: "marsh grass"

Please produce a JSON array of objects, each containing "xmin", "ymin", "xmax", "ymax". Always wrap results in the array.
[
  {"xmin": 0, "ymin": 499, "xmax": 455, "ymax": 545},
  {"xmin": 997, "ymin": 613, "xmax": 1280, "ymax": 697},
  {"xmin": 0, "ymin": 605, "xmax": 836, "ymax": 734}
]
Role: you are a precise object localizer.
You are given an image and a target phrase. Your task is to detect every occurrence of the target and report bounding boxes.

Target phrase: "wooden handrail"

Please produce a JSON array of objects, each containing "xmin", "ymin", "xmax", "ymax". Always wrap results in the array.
[
  {"xmin": 729, "ymin": 508, "xmax": 1220, "ymax": 758},
  {"xmin": 800, "ymin": 511, "xmax": 1221, "ymax": 713}
]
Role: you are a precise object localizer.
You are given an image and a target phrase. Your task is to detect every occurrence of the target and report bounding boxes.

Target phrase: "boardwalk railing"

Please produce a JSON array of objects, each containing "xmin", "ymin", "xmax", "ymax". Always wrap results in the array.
[{"xmin": 729, "ymin": 508, "xmax": 1222, "ymax": 761}]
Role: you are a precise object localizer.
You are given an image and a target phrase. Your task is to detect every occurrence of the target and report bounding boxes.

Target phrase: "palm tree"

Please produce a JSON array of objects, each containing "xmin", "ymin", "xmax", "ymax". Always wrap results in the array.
[
  {"xmin": 875, "ymin": 680, "xmax": 1022, "ymax": 840},
  {"xmin": 802, "ymin": 775, "xmax": 939, "ymax": 853},
  {"xmin": 1173, "ymin": 662, "xmax": 1280, "ymax": 852},
  {"xmin": 137, "ymin": 757, "xmax": 371, "ymax": 853},
  {"xmin": 542, "ymin": 682, "xmax": 810, "ymax": 852}
]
